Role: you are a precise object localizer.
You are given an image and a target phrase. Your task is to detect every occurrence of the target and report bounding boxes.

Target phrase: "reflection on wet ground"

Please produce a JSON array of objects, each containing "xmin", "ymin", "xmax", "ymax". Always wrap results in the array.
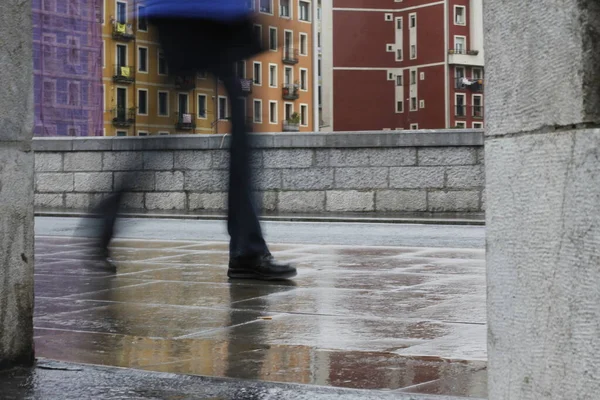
[{"xmin": 34, "ymin": 236, "xmax": 487, "ymax": 398}]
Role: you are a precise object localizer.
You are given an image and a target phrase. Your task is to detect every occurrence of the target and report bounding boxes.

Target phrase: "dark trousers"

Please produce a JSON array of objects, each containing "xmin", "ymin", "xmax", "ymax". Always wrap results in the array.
[{"xmin": 98, "ymin": 17, "xmax": 269, "ymax": 259}]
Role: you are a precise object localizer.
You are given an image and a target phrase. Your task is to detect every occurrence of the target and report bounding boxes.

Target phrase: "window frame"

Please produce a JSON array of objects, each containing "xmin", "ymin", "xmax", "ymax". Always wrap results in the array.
[
  {"xmin": 269, "ymin": 26, "xmax": 278, "ymax": 51},
  {"xmin": 268, "ymin": 63, "xmax": 278, "ymax": 88},
  {"xmin": 454, "ymin": 5, "xmax": 466, "ymax": 26},
  {"xmin": 269, "ymin": 100, "xmax": 278, "ymax": 124},
  {"xmin": 299, "ymin": 0, "xmax": 311, "ymax": 22},
  {"xmin": 218, "ymin": 96, "xmax": 228, "ymax": 120},
  {"xmin": 137, "ymin": 88, "xmax": 148, "ymax": 115},
  {"xmin": 137, "ymin": 46, "xmax": 148, "ymax": 73},
  {"xmin": 299, "ymin": 32, "xmax": 309, "ymax": 56},
  {"xmin": 253, "ymin": 62, "xmax": 262, "ymax": 86},
  {"xmin": 253, "ymin": 99, "xmax": 263, "ymax": 123},
  {"xmin": 157, "ymin": 90, "xmax": 169, "ymax": 117}
]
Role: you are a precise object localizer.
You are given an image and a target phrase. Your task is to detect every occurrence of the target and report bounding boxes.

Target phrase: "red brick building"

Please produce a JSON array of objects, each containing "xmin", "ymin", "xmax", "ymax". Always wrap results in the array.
[{"xmin": 319, "ymin": 0, "xmax": 484, "ymax": 131}]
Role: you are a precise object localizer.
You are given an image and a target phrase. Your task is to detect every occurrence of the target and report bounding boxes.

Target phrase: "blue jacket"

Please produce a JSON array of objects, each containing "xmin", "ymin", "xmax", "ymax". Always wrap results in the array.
[{"xmin": 143, "ymin": 0, "xmax": 252, "ymax": 21}]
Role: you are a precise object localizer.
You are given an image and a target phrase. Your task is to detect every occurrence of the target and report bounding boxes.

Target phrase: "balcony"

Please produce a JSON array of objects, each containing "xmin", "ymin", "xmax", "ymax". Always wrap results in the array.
[
  {"xmin": 113, "ymin": 64, "xmax": 135, "ymax": 84},
  {"xmin": 239, "ymin": 79, "xmax": 253, "ymax": 95},
  {"xmin": 112, "ymin": 107, "xmax": 136, "ymax": 127},
  {"xmin": 448, "ymin": 48, "xmax": 484, "ymax": 67},
  {"xmin": 455, "ymin": 77, "xmax": 484, "ymax": 92},
  {"xmin": 112, "ymin": 22, "xmax": 135, "ymax": 41},
  {"xmin": 282, "ymin": 84, "xmax": 300, "ymax": 100},
  {"xmin": 454, "ymin": 105, "xmax": 484, "ymax": 119},
  {"xmin": 174, "ymin": 76, "xmax": 196, "ymax": 91},
  {"xmin": 175, "ymin": 112, "xmax": 196, "ymax": 131},
  {"xmin": 283, "ymin": 121, "xmax": 300, "ymax": 132},
  {"xmin": 283, "ymin": 47, "xmax": 299, "ymax": 65}
]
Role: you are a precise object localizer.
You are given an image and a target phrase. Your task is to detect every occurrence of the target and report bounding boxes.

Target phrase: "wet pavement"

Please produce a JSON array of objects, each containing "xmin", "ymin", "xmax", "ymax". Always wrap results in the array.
[{"xmin": 27, "ymin": 219, "xmax": 487, "ymax": 398}]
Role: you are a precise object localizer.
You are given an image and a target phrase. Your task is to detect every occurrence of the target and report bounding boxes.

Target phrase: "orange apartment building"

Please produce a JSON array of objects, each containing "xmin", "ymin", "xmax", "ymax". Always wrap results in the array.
[{"xmin": 101, "ymin": 0, "xmax": 317, "ymax": 136}]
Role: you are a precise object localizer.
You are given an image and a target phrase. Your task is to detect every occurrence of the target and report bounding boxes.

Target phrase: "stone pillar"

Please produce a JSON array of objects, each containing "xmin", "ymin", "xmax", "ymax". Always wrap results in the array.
[
  {"xmin": 485, "ymin": 1, "xmax": 600, "ymax": 399},
  {"xmin": 0, "ymin": 0, "xmax": 35, "ymax": 368}
]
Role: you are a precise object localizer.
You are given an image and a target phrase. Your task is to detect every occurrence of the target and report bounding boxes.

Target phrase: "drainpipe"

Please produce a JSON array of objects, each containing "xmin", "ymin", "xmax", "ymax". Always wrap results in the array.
[{"xmin": 312, "ymin": 0, "xmax": 319, "ymax": 132}]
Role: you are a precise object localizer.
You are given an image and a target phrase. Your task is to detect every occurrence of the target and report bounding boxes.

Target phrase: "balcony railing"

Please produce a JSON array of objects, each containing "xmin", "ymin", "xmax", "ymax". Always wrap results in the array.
[
  {"xmin": 448, "ymin": 48, "xmax": 479, "ymax": 56},
  {"xmin": 113, "ymin": 64, "xmax": 135, "ymax": 84},
  {"xmin": 283, "ymin": 47, "xmax": 299, "ymax": 64},
  {"xmin": 239, "ymin": 79, "xmax": 253, "ymax": 95},
  {"xmin": 112, "ymin": 107, "xmax": 136, "ymax": 127},
  {"xmin": 283, "ymin": 121, "xmax": 300, "ymax": 132},
  {"xmin": 112, "ymin": 22, "xmax": 135, "ymax": 41},
  {"xmin": 455, "ymin": 76, "xmax": 484, "ymax": 91},
  {"xmin": 174, "ymin": 76, "xmax": 196, "ymax": 91},
  {"xmin": 175, "ymin": 112, "xmax": 196, "ymax": 130},
  {"xmin": 282, "ymin": 84, "xmax": 300, "ymax": 100},
  {"xmin": 455, "ymin": 105, "xmax": 484, "ymax": 119}
]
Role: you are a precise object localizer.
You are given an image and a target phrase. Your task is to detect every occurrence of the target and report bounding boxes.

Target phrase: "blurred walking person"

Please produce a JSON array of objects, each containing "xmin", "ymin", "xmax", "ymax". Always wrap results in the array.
[{"xmin": 92, "ymin": 0, "xmax": 296, "ymax": 280}]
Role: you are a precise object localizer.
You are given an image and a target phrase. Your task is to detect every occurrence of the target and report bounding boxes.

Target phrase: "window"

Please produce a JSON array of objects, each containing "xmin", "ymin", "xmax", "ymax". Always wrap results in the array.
[
  {"xmin": 473, "ymin": 122, "xmax": 483, "ymax": 129},
  {"xmin": 178, "ymin": 93, "xmax": 189, "ymax": 115},
  {"xmin": 253, "ymin": 62, "xmax": 262, "ymax": 85},
  {"xmin": 68, "ymin": 82, "xmax": 79, "ymax": 106},
  {"xmin": 43, "ymin": 80, "xmax": 55, "ymax": 105},
  {"xmin": 300, "ymin": 33, "xmax": 308, "ymax": 55},
  {"xmin": 198, "ymin": 94, "xmax": 207, "ymax": 118},
  {"xmin": 421, "ymin": 72, "xmax": 426, "ymax": 81},
  {"xmin": 410, "ymin": 44, "xmax": 416, "ymax": 59},
  {"xmin": 269, "ymin": 27, "xmax": 278, "ymax": 51},
  {"xmin": 137, "ymin": 89, "xmax": 148, "ymax": 115},
  {"xmin": 280, "ymin": 0, "xmax": 291, "ymax": 17},
  {"xmin": 254, "ymin": 25, "xmax": 263, "ymax": 47},
  {"xmin": 67, "ymin": 127, "xmax": 79, "ymax": 136},
  {"xmin": 410, "ymin": 14, "xmax": 416, "ymax": 28},
  {"xmin": 455, "ymin": 36, "xmax": 466, "ymax": 54},
  {"xmin": 410, "ymin": 123, "xmax": 419, "ymax": 130},
  {"xmin": 455, "ymin": 94, "xmax": 466, "ymax": 116},
  {"xmin": 455, "ymin": 66, "xmax": 466, "ymax": 88},
  {"xmin": 318, "ymin": 59, "xmax": 321, "ymax": 76},
  {"xmin": 260, "ymin": 0, "xmax": 272, "ymax": 14},
  {"xmin": 299, "ymin": 1, "xmax": 310, "ymax": 21},
  {"xmin": 138, "ymin": 131, "xmax": 148, "ymax": 136},
  {"xmin": 116, "ymin": 87, "xmax": 127, "ymax": 111},
  {"xmin": 235, "ymin": 61, "xmax": 246, "ymax": 79},
  {"xmin": 158, "ymin": 131, "xmax": 169, "ymax": 135},
  {"xmin": 473, "ymin": 95, "xmax": 483, "ymax": 117},
  {"xmin": 218, "ymin": 97, "xmax": 228, "ymax": 120},
  {"xmin": 396, "ymin": 101, "xmax": 403, "ymax": 113},
  {"xmin": 410, "ymin": 70, "xmax": 417, "ymax": 85},
  {"xmin": 455, "ymin": 6, "xmax": 466, "ymax": 25},
  {"xmin": 253, "ymin": 99, "xmax": 262, "ymax": 122},
  {"xmin": 158, "ymin": 52, "xmax": 167, "ymax": 75},
  {"xmin": 300, "ymin": 104, "xmax": 308, "ymax": 126},
  {"xmin": 269, "ymin": 101, "xmax": 277, "ymax": 124},
  {"xmin": 396, "ymin": 75, "xmax": 403, "ymax": 86},
  {"xmin": 396, "ymin": 49, "xmax": 402, "ymax": 61},
  {"xmin": 284, "ymin": 103, "xmax": 293, "ymax": 120},
  {"xmin": 269, "ymin": 64, "xmax": 277, "ymax": 87},
  {"xmin": 318, "ymin": 32, "xmax": 321, "ymax": 47},
  {"xmin": 284, "ymin": 66, "xmax": 293, "ymax": 85},
  {"xmin": 246, "ymin": 0, "xmax": 255, "ymax": 11},
  {"xmin": 116, "ymin": 131, "xmax": 127, "ymax": 137},
  {"xmin": 473, "ymin": 68, "xmax": 483, "ymax": 80},
  {"xmin": 385, "ymin": 13, "xmax": 393, "ymax": 21},
  {"xmin": 198, "ymin": 70, "xmax": 208, "ymax": 79},
  {"xmin": 410, "ymin": 97, "xmax": 418, "ymax": 111},
  {"xmin": 116, "ymin": 44, "xmax": 127, "ymax": 67},
  {"xmin": 138, "ymin": 5, "xmax": 148, "ymax": 31},
  {"xmin": 116, "ymin": 1, "xmax": 127, "ymax": 24},
  {"xmin": 67, "ymin": 37, "xmax": 80, "ymax": 66},
  {"xmin": 138, "ymin": 47, "xmax": 148, "ymax": 72},
  {"xmin": 96, "ymin": 0, "xmax": 104, "ymax": 23},
  {"xmin": 419, "ymin": 100, "xmax": 425, "ymax": 109},
  {"xmin": 455, "ymin": 122, "xmax": 467, "ymax": 128},
  {"xmin": 43, "ymin": 0, "xmax": 55, "ymax": 12},
  {"xmin": 158, "ymin": 91, "xmax": 169, "ymax": 116},
  {"xmin": 300, "ymin": 68, "xmax": 308, "ymax": 90}
]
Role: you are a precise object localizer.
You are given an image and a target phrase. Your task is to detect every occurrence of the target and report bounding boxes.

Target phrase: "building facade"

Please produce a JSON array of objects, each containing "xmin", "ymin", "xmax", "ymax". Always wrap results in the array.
[
  {"xmin": 320, "ymin": 0, "xmax": 484, "ymax": 131},
  {"xmin": 101, "ymin": 0, "xmax": 317, "ymax": 136}
]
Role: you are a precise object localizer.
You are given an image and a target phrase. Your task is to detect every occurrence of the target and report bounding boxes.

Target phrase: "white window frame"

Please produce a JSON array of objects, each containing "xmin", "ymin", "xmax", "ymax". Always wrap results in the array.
[
  {"xmin": 102, "ymin": 40, "xmax": 106, "ymax": 68},
  {"xmin": 137, "ymin": 131, "xmax": 149, "ymax": 136},
  {"xmin": 253, "ymin": 61, "xmax": 262, "ymax": 86},
  {"xmin": 284, "ymin": 66, "xmax": 294, "ymax": 85},
  {"xmin": 235, "ymin": 60, "xmax": 247, "ymax": 79},
  {"xmin": 300, "ymin": 103, "xmax": 309, "ymax": 126},
  {"xmin": 473, "ymin": 122, "xmax": 483, "ymax": 129},
  {"xmin": 115, "ymin": 86, "xmax": 128, "ymax": 115},
  {"xmin": 454, "ymin": 5, "xmax": 466, "ymax": 26},
  {"xmin": 137, "ymin": 4, "xmax": 148, "ymax": 31},
  {"xmin": 218, "ymin": 96, "xmax": 228, "ymax": 120},
  {"xmin": 420, "ymin": 72, "xmax": 425, "ymax": 80},
  {"xmin": 253, "ymin": 99, "xmax": 263, "ymax": 123},
  {"xmin": 115, "ymin": 0, "xmax": 128, "ymax": 24},
  {"xmin": 410, "ymin": 70, "xmax": 417, "ymax": 85},
  {"xmin": 419, "ymin": 99, "xmax": 425, "ymax": 109},
  {"xmin": 115, "ymin": 43, "xmax": 128, "ymax": 67},
  {"xmin": 396, "ymin": 100, "xmax": 403, "ymax": 113},
  {"xmin": 269, "ymin": 26, "xmax": 278, "ymax": 51},
  {"xmin": 455, "ymin": 121, "xmax": 467, "ymax": 128},
  {"xmin": 157, "ymin": 90, "xmax": 169, "ymax": 117},
  {"xmin": 454, "ymin": 35, "xmax": 467, "ymax": 54},
  {"xmin": 284, "ymin": 102, "xmax": 294, "ymax": 120},
  {"xmin": 259, "ymin": 0, "xmax": 274, "ymax": 15},
  {"xmin": 410, "ymin": 123, "xmax": 419, "ymax": 130},
  {"xmin": 410, "ymin": 44, "xmax": 417, "ymax": 60},
  {"xmin": 396, "ymin": 74, "xmax": 403, "ymax": 86},
  {"xmin": 300, "ymin": 68, "xmax": 309, "ymax": 91},
  {"xmin": 299, "ymin": 32, "xmax": 309, "ymax": 56},
  {"xmin": 455, "ymin": 93, "xmax": 466, "ymax": 117},
  {"xmin": 280, "ymin": 0, "xmax": 292, "ymax": 18},
  {"xmin": 116, "ymin": 131, "xmax": 128, "ymax": 137},
  {"xmin": 269, "ymin": 100, "xmax": 278, "ymax": 124},
  {"xmin": 137, "ymin": 88, "xmax": 148, "ymax": 115},
  {"xmin": 472, "ymin": 68, "xmax": 483, "ymax": 80},
  {"xmin": 299, "ymin": 0, "xmax": 311, "ymax": 22},
  {"xmin": 177, "ymin": 92, "xmax": 190, "ymax": 115},
  {"xmin": 158, "ymin": 131, "xmax": 169, "ymax": 135},
  {"xmin": 472, "ymin": 94, "xmax": 484, "ymax": 118},
  {"xmin": 409, "ymin": 13, "xmax": 417, "ymax": 28},
  {"xmin": 197, "ymin": 94, "xmax": 208, "ymax": 119},
  {"xmin": 410, "ymin": 96, "xmax": 418, "ymax": 111},
  {"xmin": 396, "ymin": 48, "xmax": 403, "ymax": 61},
  {"xmin": 158, "ymin": 51, "xmax": 167, "ymax": 75},
  {"xmin": 268, "ymin": 63, "xmax": 278, "ymax": 88},
  {"xmin": 137, "ymin": 46, "xmax": 148, "ymax": 73}
]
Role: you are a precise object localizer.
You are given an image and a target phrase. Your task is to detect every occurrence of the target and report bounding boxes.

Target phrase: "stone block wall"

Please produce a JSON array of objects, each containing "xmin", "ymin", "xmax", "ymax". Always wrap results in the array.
[{"xmin": 33, "ymin": 131, "xmax": 484, "ymax": 214}]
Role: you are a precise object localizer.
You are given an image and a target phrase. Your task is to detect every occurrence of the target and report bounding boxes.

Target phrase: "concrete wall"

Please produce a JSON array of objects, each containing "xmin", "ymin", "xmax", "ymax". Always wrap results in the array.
[
  {"xmin": 485, "ymin": 0, "xmax": 600, "ymax": 399},
  {"xmin": 0, "ymin": 0, "xmax": 35, "ymax": 368},
  {"xmin": 32, "ymin": 130, "xmax": 484, "ymax": 214}
]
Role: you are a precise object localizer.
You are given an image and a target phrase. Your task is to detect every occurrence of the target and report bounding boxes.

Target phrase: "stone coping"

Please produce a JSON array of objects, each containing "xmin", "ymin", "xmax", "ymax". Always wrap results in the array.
[{"xmin": 32, "ymin": 130, "xmax": 484, "ymax": 151}]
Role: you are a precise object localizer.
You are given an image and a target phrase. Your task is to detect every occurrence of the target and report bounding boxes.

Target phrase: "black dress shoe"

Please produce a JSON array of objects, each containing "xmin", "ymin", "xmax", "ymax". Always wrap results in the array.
[{"xmin": 228, "ymin": 254, "xmax": 297, "ymax": 280}]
